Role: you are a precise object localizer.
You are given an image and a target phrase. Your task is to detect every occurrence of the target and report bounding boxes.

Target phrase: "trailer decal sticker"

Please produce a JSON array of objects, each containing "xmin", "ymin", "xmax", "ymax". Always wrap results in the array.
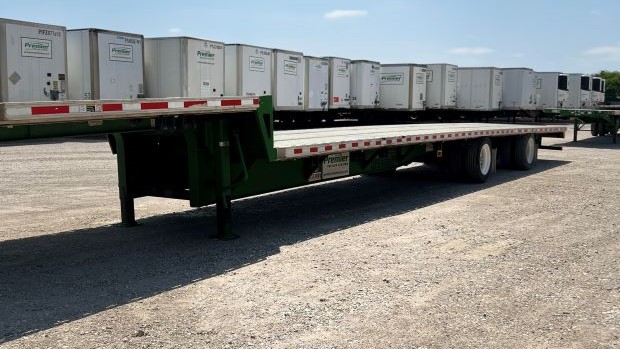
[
  {"xmin": 336, "ymin": 65, "xmax": 347, "ymax": 77},
  {"xmin": 416, "ymin": 72, "xmax": 426, "ymax": 84},
  {"xmin": 284, "ymin": 60, "xmax": 297, "ymax": 75},
  {"xmin": 308, "ymin": 171, "xmax": 322, "ymax": 182},
  {"xmin": 79, "ymin": 105, "xmax": 103, "ymax": 113},
  {"xmin": 109, "ymin": 44, "xmax": 133, "ymax": 62},
  {"xmin": 448, "ymin": 70, "xmax": 457, "ymax": 82},
  {"xmin": 380, "ymin": 73, "xmax": 404, "ymax": 85},
  {"xmin": 21, "ymin": 38, "xmax": 52, "ymax": 59},
  {"xmin": 249, "ymin": 56, "xmax": 265, "ymax": 72},
  {"xmin": 322, "ymin": 153, "xmax": 350, "ymax": 179},
  {"xmin": 201, "ymin": 80, "xmax": 211, "ymax": 96},
  {"xmin": 8, "ymin": 72, "xmax": 21, "ymax": 85}
]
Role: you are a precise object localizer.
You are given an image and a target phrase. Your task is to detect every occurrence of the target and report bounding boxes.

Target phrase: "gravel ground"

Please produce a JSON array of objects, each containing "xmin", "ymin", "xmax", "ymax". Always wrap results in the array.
[{"xmin": 0, "ymin": 127, "xmax": 618, "ymax": 348}]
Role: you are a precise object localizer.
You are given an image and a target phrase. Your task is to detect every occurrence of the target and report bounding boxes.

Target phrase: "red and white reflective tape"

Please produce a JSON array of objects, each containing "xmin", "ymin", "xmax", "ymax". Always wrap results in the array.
[
  {"xmin": 4, "ymin": 97, "xmax": 260, "ymax": 118},
  {"xmin": 280, "ymin": 126, "xmax": 566, "ymax": 159}
]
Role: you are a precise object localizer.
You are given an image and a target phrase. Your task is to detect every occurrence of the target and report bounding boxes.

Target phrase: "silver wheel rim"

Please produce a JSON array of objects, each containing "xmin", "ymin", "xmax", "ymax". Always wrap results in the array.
[
  {"xmin": 526, "ymin": 137, "xmax": 535, "ymax": 164},
  {"xmin": 479, "ymin": 143, "xmax": 491, "ymax": 175}
]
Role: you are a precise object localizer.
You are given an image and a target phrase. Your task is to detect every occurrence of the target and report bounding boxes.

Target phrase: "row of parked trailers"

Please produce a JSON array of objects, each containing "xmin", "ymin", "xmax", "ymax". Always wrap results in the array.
[{"xmin": 0, "ymin": 18, "xmax": 606, "ymax": 122}]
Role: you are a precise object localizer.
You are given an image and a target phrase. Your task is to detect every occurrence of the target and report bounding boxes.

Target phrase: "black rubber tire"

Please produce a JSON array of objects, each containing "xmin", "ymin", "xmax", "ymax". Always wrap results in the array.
[
  {"xmin": 599, "ymin": 123, "xmax": 608, "ymax": 136},
  {"xmin": 463, "ymin": 137, "xmax": 493, "ymax": 183},
  {"xmin": 513, "ymin": 134, "xmax": 538, "ymax": 170}
]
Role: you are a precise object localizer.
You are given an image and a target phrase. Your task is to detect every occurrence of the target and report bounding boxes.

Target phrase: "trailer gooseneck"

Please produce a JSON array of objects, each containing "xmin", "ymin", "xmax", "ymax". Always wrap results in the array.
[{"xmin": 0, "ymin": 96, "xmax": 566, "ymax": 239}]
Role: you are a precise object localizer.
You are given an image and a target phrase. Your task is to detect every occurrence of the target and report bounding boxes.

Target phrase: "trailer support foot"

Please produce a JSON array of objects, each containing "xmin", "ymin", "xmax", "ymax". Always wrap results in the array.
[
  {"xmin": 120, "ymin": 194, "xmax": 137, "ymax": 227},
  {"xmin": 215, "ymin": 195, "xmax": 237, "ymax": 240},
  {"xmin": 114, "ymin": 133, "xmax": 137, "ymax": 227},
  {"xmin": 573, "ymin": 119, "xmax": 579, "ymax": 142},
  {"xmin": 613, "ymin": 116, "xmax": 618, "ymax": 144},
  {"xmin": 213, "ymin": 118, "xmax": 237, "ymax": 240}
]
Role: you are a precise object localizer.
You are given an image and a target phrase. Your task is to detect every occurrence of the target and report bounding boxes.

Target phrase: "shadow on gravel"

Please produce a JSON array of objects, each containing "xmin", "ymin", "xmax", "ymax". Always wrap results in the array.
[
  {"xmin": 0, "ymin": 159, "xmax": 569, "ymax": 342},
  {"xmin": 555, "ymin": 135, "xmax": 620, "ymax": 150},
  {"xmin": 0, "ymin": 135, "xmax": 108, "ymax": 147}
]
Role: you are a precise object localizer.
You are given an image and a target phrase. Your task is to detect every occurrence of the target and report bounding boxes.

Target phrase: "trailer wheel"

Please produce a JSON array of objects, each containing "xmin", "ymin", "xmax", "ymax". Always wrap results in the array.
[
  {"xmin": 513, "ymin": 134, "xmax": 537, "ymax": 170},
  {"xmin": 463, "ymin": 137, "xmax": 493, "ymax": 183}
]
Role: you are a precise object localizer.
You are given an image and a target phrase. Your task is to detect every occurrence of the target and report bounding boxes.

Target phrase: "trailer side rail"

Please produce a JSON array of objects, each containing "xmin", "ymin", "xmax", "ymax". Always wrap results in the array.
[{"xmin": 274, "ymin": 124, "xmax": 565, "ymax": 159}]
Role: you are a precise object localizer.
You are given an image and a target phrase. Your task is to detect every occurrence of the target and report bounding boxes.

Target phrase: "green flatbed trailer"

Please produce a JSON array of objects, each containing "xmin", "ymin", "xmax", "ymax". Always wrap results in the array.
[
  {"xmin": 544, "ymin": 108, "xmax": 620, "ymax": 144},
  {"xmin": 1, "ymin": 96, "xmax": 566, "ymax": 239}
]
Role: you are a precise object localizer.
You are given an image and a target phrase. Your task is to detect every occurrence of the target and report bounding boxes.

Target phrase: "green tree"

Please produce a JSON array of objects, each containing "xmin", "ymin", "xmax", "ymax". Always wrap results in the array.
[{"xmin": 597, "ymin": 70, "xmax": 620, "ymax": 103}]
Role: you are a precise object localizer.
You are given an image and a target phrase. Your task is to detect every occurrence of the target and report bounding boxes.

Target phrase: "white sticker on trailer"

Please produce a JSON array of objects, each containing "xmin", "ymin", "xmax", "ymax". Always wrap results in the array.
[
  {"xmin": 322, "ymin": 153, "xmax": 350, "ymax": 179},
  {"xmin": 249, "ymin": 56, "xmax": 265, "ymax": 72},
  {"xmin": 447, "ymin": 70, "xmax": 457, "ymax": 82},
  {"xmin": 109, "ymin": 44, "xmax": 133, "ymax": 62},
  {"xmin": 201, "ymin": 80, "xmax": 211, "ymax": 96},
  {"xmin": 284, "ymin": 60, "xmax": 297, "ymax": 75},
  {"xmin": 336, "ymin": 65, "xmax": 347, "ymax": 77},
  {"xmin": 21, "ymin": 38, "xmax": 52, "ymax": 59}
]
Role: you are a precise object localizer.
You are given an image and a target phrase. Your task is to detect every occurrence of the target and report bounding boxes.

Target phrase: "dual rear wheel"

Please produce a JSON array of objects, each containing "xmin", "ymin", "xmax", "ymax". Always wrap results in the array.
[{"xmin": 443, "ymin": 134, "xmax": 537, "ymax": 183}]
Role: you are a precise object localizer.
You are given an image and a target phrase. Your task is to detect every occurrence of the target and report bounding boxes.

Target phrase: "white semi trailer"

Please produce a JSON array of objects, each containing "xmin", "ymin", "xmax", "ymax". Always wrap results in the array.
[
  {"xmin": 0, "ymin": 18, "xmax": 67, "ymax": 102},
  {"xmin": 379, "ymin": 64, "xmax": 427, "ymax": 111},
  {"xmin": 425, "ymin": 64, "xmax": 458, "ymax": 109},
  {"xmin": 566, "ymin": 74, "xmax": 592, "ymax": 109},
  {"xmin": 535, "ymin": 72, "xmax": 569, "ymax": 109},
  {"xmin": 67, "ymin": 28, "xmax": 144, "ymax": 100},
  {"xmin": 456, "ymin": 67, "xmax": 503, "ymax": 111},
  {"xmin": 143, "ymin": 36, "xmax": 225, "ymax": 98}
]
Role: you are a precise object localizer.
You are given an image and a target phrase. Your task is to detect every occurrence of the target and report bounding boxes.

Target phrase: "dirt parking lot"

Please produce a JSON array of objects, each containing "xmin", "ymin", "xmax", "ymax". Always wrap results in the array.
[{"xmin": 0, "ymin": 127, "xmax": 618, "ymax": 348}]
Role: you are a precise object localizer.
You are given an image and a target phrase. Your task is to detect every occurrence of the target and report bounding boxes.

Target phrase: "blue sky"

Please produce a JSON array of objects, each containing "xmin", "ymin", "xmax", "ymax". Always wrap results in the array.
[{"xmin": 3, "ymin": 0, "xmax": 619, "ymax": 73}]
